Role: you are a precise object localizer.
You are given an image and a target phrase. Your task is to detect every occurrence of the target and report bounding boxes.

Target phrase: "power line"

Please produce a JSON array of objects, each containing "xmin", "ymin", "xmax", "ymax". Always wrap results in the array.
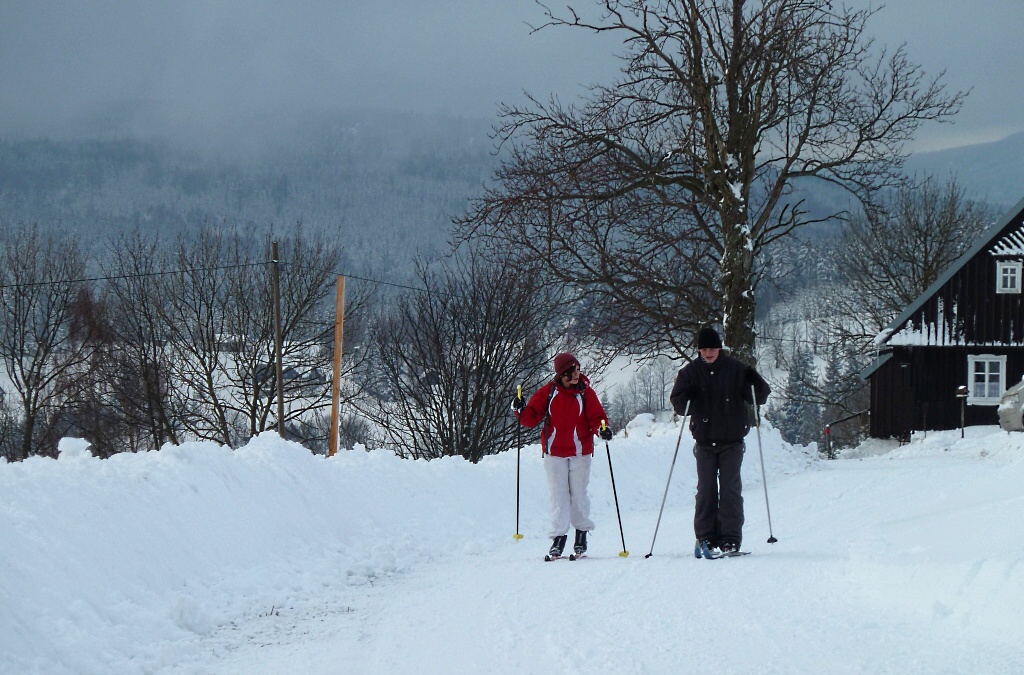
[
  {"xmin": 756, "ymin": 333, "xmax": 873, "ymax": 349},
  {"xmin": 0, "ymin": 260, "xmax": 432, "ymax": 295},
  {"xmin": 0, "ymin": 261, "xmax": 267, "ymax": 292},
  {"xmin": 331, "ymin": 271, "xmax": 429, "ymax": 294}
]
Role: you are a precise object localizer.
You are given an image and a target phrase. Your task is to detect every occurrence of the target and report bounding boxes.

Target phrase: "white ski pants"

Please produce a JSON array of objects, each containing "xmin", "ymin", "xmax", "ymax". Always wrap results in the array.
[{"xmin": 544, "ymin": 453, "xmax": 594, "ymax": 538}]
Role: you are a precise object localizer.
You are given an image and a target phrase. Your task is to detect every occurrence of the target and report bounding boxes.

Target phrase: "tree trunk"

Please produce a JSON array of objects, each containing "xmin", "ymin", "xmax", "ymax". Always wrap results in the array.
[
  {"xmin": 20, "ymin": 401, "xmax": 34, "ymax": 461},
  {"xmin": 720, "ymin": 210, "xmax": 756, "ymax": 365}
]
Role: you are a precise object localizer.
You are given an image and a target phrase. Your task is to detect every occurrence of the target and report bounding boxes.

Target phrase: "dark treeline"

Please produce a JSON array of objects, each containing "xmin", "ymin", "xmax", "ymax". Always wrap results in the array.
[
  {"xmin": 0, "ymin": 221, "xmax": 377, "ymax": 461},
  {"xmin": 0, "ymin": 220, "xmax": 578, "ymax": 465}
]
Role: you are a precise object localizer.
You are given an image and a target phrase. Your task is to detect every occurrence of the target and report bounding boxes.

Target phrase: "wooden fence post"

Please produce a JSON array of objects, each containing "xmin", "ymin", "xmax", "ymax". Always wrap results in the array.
[{"xmin": 329, "ymin": 276, "xmax": 346, "ymax": 456}]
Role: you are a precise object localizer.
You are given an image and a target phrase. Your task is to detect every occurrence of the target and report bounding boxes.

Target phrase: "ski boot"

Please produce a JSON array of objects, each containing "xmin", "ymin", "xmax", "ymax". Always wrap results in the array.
[
  {"xmin": 570, "ymin": 529, "xmax": 588, "ymax": 560},
  {"xmin": 544, "ymin": 535, "xmax": 567, "ymax": 561},
  {"xmin": 695, "ymin": 538, "xmax": 720, "ymax": 559}
]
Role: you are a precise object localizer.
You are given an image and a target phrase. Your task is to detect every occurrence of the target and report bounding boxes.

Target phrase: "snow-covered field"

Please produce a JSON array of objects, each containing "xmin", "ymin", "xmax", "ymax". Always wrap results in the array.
[{"xmin": 2, "ymin": 417, "xmax": 1022, "ymax": 674}]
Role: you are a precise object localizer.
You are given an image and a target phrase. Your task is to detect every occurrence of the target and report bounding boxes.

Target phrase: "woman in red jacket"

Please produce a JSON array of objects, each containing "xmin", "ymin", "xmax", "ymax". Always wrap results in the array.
[{"xmin": 514, "ymin": 352, "xmax": 613, "ymax": 559}]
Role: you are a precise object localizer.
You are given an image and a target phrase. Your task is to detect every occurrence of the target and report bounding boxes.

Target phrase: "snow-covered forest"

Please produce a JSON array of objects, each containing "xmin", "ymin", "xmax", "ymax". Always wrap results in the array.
[{"xmin": 0, "ymin": 111, "xmax": 497, "ymax": 279}]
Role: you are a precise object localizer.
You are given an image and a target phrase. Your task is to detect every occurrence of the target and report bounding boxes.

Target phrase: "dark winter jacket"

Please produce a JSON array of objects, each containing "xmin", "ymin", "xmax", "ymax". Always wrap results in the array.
[
  {"xmin": 517, "ymin": 374, "xmax": 608, "ymax": 457},
  {"xmin": 670, "ymin": 353, "xmax": 770, "ymax": 446}
]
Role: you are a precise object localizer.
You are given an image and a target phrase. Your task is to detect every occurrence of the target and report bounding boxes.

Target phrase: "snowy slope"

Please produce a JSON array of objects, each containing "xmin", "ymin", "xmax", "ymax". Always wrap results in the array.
[{"xmin": 1, "ymin": 419, "xmax": 1022, "ymax": 674}]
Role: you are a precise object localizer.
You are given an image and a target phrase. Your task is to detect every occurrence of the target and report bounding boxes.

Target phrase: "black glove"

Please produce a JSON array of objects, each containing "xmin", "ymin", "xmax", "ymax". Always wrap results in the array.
[
  {"xmin": 511, "ymin": 396, "xmax": 525, "ymax": 413},
  {"xmin": 599, "ymin": 426, "xmax": 613, "ymax": 441}
]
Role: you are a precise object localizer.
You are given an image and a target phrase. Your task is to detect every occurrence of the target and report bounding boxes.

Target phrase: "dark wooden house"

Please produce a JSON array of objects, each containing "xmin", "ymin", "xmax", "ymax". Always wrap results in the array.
[{"xmin": 862, "ymin": 196, "xmax": 1024, "ymax": 439}]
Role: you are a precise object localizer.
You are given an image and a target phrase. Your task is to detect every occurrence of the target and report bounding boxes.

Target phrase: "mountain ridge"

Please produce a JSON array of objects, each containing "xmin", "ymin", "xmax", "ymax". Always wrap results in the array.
[{"xmin": 907, "ymin": 131, "xmax": 1024, "ymax": 210}]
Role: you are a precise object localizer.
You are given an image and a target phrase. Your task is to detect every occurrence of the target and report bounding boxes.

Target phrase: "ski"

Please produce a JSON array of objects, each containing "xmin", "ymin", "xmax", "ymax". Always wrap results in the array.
[
  {"xmin": 543, "ymin": 554, "xmax": 564, "ymax": 562},
  {"xmin": 568, "ymin": 552, "xmax": 587, "ymax": 561},
  {"xmin": 718, "ymin": 550, "xmax": 751, "ymax": 557},
  {"xmin": 695, "ymin": 540, "xmax": 750, "ymax": 559}
]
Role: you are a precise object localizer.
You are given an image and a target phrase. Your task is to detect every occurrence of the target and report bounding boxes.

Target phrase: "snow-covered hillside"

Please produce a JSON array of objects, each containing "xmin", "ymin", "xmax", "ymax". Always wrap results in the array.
[{"xmin": 1, "ymin": 418, "xmax": 1022, "ymax": 674}]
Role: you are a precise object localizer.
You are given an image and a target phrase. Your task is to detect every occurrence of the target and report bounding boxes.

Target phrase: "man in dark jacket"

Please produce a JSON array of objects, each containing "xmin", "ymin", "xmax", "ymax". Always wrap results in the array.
[{"xmin": 670, "ymin": 326, "xmax": 770, "ymax": 556}]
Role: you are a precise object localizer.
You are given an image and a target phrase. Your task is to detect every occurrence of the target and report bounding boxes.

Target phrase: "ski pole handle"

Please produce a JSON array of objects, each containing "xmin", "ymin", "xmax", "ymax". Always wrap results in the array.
[{"xmin": 512, "ymin": 384, "xmax": 525, "ymax": 416}]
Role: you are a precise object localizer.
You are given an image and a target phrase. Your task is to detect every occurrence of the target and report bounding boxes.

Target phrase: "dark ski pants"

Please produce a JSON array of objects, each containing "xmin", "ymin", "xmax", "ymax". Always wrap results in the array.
[{"xmin": 693, "ymin": 441, "xmax": 744, "ymax": 547}]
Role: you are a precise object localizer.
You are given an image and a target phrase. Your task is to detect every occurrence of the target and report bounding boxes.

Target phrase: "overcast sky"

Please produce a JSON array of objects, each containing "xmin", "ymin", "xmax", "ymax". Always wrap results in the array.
[{"xmin": 1, "ymin": 0, "xmax": 1021, "ymax": 152}]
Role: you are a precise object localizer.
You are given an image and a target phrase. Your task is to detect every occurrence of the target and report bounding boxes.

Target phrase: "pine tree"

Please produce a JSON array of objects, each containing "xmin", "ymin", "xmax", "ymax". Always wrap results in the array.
[
  {"xmin": 779, "ymin": 347, "xmax": 821, "ymax": 446},
  {"xmin": 820, "ymin": 344, "xmax": 870, "ymax": 456}
]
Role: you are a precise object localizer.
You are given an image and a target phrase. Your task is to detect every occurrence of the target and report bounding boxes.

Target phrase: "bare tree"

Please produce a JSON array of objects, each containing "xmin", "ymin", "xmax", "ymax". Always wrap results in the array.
[
  {"xmin": 0, "ymin": 396, "xmax": 21, "ymax": 461},
  {"xmin": 455, "ymin": 0, "xmax": 963, "ymax": 363},
  {"xmin": 364, "ymin": 253, "xmax": 564, "ymax": 462},
  {"xmin": 99, "ymin": 228, "xmax": 183, "ymax": 452},
  {"xmin": 158, "ymin": 225, "xmax": 237, "ymax": 445},
  {"xmin": 59, "ymin": 285, "xmax": 127, "ymax": 458},
  {"xmin": 220, "ymin": 225, "xmax": 370, "ymax": 450},
  {"xmin": 157, "ymin": 222, "xmax": 367, "ymax": 448},
  {"xmin": 605, "ymin": 355, "xmax": 677, "ymax": 430},
  {"xmin": 756, "ymin": 178, "xmax": 986, "ymax": 450},
  {"xmin": 0, "ymin": 224, "xmax": 93, "ymax": 459}
]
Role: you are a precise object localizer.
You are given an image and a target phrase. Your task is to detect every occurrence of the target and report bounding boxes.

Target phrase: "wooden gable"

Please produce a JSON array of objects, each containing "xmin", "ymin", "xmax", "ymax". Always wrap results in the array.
[{"xmin": 877, "ymin": 196, "xmax": 1024, "ymax": 348}]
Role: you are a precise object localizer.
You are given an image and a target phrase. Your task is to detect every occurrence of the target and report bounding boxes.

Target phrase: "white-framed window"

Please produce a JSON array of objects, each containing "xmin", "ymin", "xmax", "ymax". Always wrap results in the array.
[
  {"xmin": 967, "ymin": 354, "xmax": 1006, "ymax": 405},
  {"xmin": 996, "ymin": 261, "xmax": 1022, "ymax": 294}
]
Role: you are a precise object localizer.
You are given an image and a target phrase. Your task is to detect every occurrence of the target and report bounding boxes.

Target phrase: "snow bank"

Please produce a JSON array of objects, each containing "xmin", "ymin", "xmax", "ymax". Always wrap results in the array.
[{"xmin": 1, "ymin": 420, "xmax": 1022, "ymax": 674}]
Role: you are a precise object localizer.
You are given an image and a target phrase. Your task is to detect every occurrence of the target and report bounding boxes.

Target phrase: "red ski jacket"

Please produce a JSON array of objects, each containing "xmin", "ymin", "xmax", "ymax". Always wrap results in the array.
[{"xmin": 517, "ymin": 375, "xmax": 608, "ymax": 457}]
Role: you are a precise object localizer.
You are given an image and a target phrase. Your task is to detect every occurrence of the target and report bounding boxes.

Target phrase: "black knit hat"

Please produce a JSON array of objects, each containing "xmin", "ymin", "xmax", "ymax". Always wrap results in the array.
[{"xmin": 696, "ymin": 327, "xmax": 722, "ymax": 349}]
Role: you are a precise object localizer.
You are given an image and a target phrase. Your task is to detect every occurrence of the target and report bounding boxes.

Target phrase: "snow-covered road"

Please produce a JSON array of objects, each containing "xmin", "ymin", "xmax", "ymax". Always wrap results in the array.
[{"xmin": 3, "ymin": 420, "xmax": 1022, "ymax": 673}]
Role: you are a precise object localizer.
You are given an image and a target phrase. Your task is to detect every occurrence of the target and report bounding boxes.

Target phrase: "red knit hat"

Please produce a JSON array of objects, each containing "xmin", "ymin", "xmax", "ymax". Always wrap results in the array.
[{"xmin": 553, "ymin": 352, "xmax": 580, "ymax": 375}]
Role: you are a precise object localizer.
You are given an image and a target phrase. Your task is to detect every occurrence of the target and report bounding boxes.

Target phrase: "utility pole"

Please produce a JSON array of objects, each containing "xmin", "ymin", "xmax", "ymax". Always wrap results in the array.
[
  {"xmin": 272, "ymin": 241, "xmax": 285, "ymax": 438},
  {"xmin": 329, "ymin": 276, "xmax": 346, "ymax": 456}
]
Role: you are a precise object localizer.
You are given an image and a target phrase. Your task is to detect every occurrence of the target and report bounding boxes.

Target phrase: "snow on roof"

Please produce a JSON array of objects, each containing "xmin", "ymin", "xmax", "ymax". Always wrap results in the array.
[{"xmin": 988, "ymin": 227, "xmax": 1024, "ymax": 256}]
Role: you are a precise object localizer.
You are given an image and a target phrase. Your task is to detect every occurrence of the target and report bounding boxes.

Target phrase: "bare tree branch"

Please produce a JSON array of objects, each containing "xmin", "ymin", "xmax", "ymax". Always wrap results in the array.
[{"xmin": 456, "ymin": 0, "xmax": 964, "ymax": 363}]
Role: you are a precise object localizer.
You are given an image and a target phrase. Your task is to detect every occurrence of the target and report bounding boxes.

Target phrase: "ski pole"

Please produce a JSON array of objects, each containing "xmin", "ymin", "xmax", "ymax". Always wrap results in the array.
[
  {"xmin": 645, "ymin": 400, "xmax": 690, "ymax": 558},
  {"xmin": 601, "ymin": 420, "xmax": 629, "ymax": 557},
  {"xmin": 752, "ymin": 383, "xmax": 778, "ymax": 544},
  {"xmin": 514, "ymin": 384, "xmax": 524, "ymax": 541}
]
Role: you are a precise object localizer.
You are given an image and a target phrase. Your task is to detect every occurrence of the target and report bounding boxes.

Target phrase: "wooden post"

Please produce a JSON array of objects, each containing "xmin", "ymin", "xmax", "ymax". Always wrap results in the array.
[
  {"xmin": 956, "ymin": 385, "xmax": 968, "ymax": 439},
  {"xmin": 329, "ymin": 276, "xmax": 346, "ymax": 456},
  {"xmin": 272, "ymin": 241, "xmax": 285, "ymax": 438}
]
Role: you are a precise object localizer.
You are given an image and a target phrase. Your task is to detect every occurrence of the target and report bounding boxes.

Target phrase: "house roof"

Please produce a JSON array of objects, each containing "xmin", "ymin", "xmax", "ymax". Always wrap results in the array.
[
  {"xmin": 858, "ymin": 351, "xmax": 892, "ymax": 381},
  {"xmin": 873, "ymin": 194, "xmax": 1024, "ymax": 349}
]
